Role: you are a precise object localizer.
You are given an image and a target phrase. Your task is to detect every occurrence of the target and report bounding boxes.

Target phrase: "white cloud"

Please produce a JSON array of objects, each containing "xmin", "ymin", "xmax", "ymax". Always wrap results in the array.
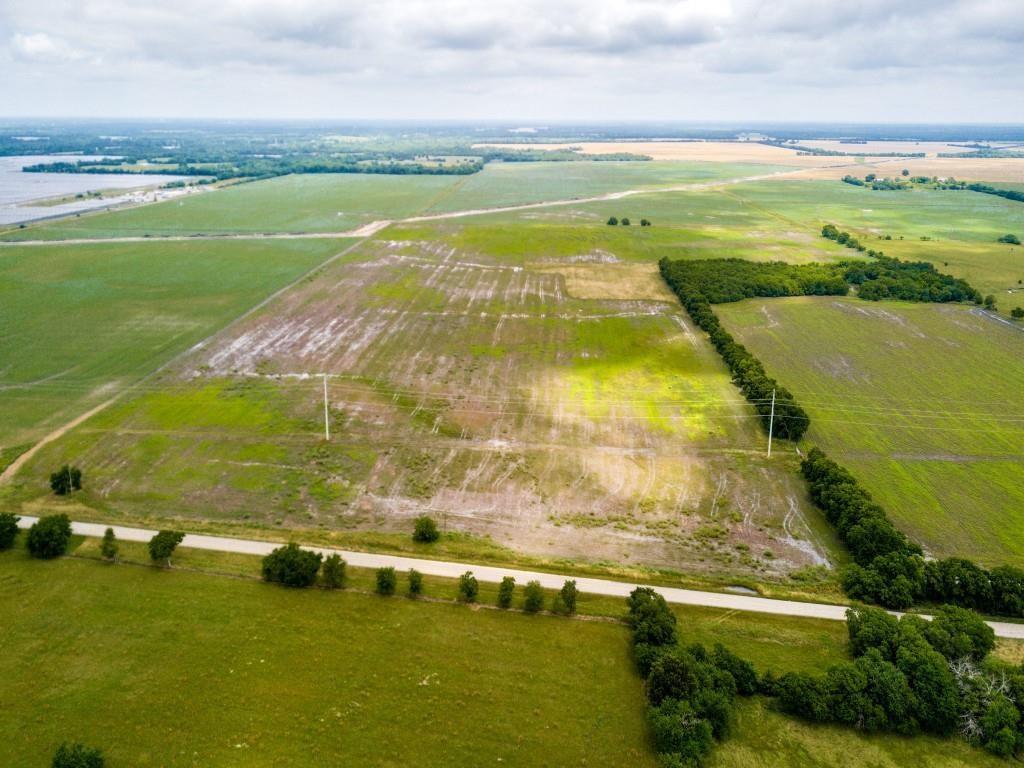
[{"xmin": 0, "ymin": 0, "xmax": 1020, "ymax": 121}]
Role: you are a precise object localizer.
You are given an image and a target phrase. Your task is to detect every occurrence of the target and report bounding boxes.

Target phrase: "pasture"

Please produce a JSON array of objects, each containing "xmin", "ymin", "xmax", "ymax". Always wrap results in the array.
[
  {"xmin": 717, "ymin": 297, "xmax": 1024, "ymax": 566},
  {"xmin": 0, "ymin": 539, "xmax": 1008, "ymax": 768},
  {"xmin": 0, "ymin": 238, "xmax": 352, "ymax": 450}
]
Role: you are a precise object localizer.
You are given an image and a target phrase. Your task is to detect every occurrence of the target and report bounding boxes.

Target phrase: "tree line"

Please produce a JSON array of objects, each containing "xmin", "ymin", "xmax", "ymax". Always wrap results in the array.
[
  {"xmin": 659, "ymin": 258, "xmax": 816, "ymax": 440},
  {"xmin": 801, "ymin": 448, "xmax": 1024, "ymax": 617}
]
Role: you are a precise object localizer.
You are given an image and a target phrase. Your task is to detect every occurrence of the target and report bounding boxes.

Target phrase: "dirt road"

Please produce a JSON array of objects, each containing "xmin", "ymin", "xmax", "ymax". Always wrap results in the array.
[{"xmin": 13, "ymin": 515, "xmax": 1024, "ymax": 639}]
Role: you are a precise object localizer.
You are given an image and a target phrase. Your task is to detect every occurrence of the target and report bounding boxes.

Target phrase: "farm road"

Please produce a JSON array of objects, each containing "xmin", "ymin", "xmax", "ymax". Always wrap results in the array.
[{"xmin": 15, "ymin": 515, "xmax": 1024, "ymax": 639}]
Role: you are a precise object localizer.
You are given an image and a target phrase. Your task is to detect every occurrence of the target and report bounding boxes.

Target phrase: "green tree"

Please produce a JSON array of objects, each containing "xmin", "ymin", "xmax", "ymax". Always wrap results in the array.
[
  {"xmin": 1011, "ymin": 307, "xmax": 1024, "ymax": 319},
  {"xmin": 497, "ymin": 576, "xmax": 515, "ymax": 608},
  {"xmin": 606, "ymin": 216, "xmax": 618, "ymax": 226},
  {"xmin": 0, "ymin": 512, "xmax": 20, "ymax": 550},
  {"xmin": 52, "ymin": 742, "xmax": 104, "ymax": 768},
  {"xmin": 49, "ymin": 465, "xmax": 82, "ymax": 496},
  {"xmin": 100, "ymin": 527, "xmax": 118, "ymax": 562},
  {"xmin": 924, "ymin": 605, "xmax": 995, "ymax": 660},
  {"xmin": 523, "ymin": 580, "xmax": 544, "ymax": 613},
  {"xmin": 621, "ymin": 217, "xmax": 631, "ymax": 226},
  {"xmin": 997, "ymin": 234, "xmax": 1021, "ymax": 245},
  {"xmin": 376, "ymin": 566, "xmax": 397, "ymax": 596},
  {"xmin": 640, "ymin": 218, "xmax": 651, "ymax": 226},
  {"xmin": 408, "ymin": 568, "xmax": 424, "ymax": 597},
  {"xmin": 412, "ymin": 515, "xmax": 440, "ymax": 543},
  {"xmin": 261, "ymin": 542, "xmax": 322, "ymax": 587},
  {"xmin": 320, "ymin": 553, "xmax": 346, "ymax": 588},
  {"xmin": 983, "ymin": 294, "xmax": 997, "ymax": 310},
  {"xmin": 647, "ymin": 698, "xmax": 713, "ymax": 763},
  {"xmin": 901, "ymin": 168, "xmax": 910, "ymax": 176},
  {"xmin": 26, "ymin": 514, "xmax": 72, "ymax": 559},
  {"xmin": 558, "ymin": 579, "xmax": 578, "ymax": 615},
  {"xmin": 458, "ymin": 571, "xmax": 479, "ymax": 602},
  {"xmin": 148, "ymin": 530, "xmax": 184, "ymax": 567}
]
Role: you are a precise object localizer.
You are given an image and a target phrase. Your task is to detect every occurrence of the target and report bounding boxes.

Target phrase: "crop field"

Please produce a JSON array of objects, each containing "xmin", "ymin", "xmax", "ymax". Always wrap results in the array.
[
  {"xmin": 0, "ymin": 238, "xmax": 352, "ymax": 452},
  {"xmin": 8, "ymin": 229, "xmax": 832, "ymax": 577},
  {"xmin": 0, "ymin": 539, "xmax": 1008, "ymax": 768},
  {"xmin": 717, "ymin": 297, "xmax": 1024, "ymax": 566}
]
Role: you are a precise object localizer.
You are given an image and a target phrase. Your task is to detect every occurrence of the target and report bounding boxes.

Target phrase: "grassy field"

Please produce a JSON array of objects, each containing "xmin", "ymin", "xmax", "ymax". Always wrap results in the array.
[
  {"xmin": 0, "ymin": 544, "xmax": 655, "ymax": 767},
  {"xmin": 1, "ymin": 174, "xmax": 462, "ymax": 239},
  {"xmin": 717, "ymin": 297, "xmax": 1024, "ymax": 566},
  {"xmin": 0, "ymin": 238, "xmax": 353, "ymax": 449},
  {"xmin": 5, "ymin": 228, "xmax": 834, "ymax": 579},
  {"xmin": 0, "ymin": 539, "xmax": 1010, "ymax": 767},
  {"xmin": 1, "ymin": 162, "xmax": 788, "ymax": 241}
]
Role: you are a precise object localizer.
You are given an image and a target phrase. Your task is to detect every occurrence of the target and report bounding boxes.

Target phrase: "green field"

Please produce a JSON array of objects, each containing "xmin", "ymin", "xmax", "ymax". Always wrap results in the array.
[
  {"xmin": 717, "ymin": 297, "xmax": 1024, "ymax": 566},
  {"xmin": 2, "ymin": 162, "xmax": 791, "ymax": 241},
  {"xmin": 0, "ymin": 540, "xmax": 1009, "ymax": 767},
  {"xmin": 0, "ymin": 238, "xmax": 352, "ymax": 448}
]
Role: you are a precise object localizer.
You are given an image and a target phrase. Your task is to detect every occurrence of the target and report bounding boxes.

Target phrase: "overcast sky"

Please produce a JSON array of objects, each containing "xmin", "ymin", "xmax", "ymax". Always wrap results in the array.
[{"xmin": 1, "ymin": 0, "xmax": 1021, "ymax": 123}]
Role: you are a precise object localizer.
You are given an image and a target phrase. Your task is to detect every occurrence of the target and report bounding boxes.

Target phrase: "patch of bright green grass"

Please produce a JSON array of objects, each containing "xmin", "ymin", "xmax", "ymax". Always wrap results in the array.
[
  {"xmin": 0, "ymin": 238, "xmax": 353, "ymax": 448},
  {"xmin": 718, "ymin": 297, "xmax": 1024, "ymax": 566}
]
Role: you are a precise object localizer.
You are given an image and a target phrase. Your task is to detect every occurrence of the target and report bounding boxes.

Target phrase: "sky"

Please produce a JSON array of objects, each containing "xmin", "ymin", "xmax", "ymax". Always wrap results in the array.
[{"xmin": 1, "ymin": 0, "xmax": 1022, "ymax": 122}]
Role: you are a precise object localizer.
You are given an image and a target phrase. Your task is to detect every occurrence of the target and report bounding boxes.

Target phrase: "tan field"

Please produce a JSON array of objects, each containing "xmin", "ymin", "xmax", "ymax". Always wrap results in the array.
[
  {"xmin": 475, "ymin": 140, "xmax": 855, "ymax": 167},
  {"xmin": 793, "ymin": 139, "xmax": 1016, "ymax": 157}
]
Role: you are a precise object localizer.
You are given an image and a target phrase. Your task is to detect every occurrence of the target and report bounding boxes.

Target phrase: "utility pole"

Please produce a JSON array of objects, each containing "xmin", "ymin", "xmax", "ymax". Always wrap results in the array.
[
  {"xmin": 767, "ymin": 388, "xmax": 776, "ymax": 458},
  {"xmin": 322, "ymin": 374, "xmax": 330, "ymax": 442}
]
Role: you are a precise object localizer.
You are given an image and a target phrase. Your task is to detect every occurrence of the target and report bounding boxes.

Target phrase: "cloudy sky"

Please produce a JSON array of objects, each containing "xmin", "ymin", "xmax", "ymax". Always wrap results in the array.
[{"xmin": 1, "ymin": 0, "xmax": 1021, "ymax": 122}]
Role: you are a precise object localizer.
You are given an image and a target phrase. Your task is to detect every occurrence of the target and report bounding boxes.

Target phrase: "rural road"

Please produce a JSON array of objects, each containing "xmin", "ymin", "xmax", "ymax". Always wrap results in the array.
[{"xmin": 14, "ymin": 515, "xmax": 1024, "ymax": 640}]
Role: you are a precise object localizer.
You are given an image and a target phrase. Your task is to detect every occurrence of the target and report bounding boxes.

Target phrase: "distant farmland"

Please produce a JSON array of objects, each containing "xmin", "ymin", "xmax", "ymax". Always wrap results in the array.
[{"xmin": 718, "ymin": 297, "xmax": 1024, "ymax": 566}]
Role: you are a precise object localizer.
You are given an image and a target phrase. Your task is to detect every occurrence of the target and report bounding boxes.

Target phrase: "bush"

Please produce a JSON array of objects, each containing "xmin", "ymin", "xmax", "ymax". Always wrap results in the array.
[
  {"xmin": 711, "ymin": 644, "xmax": 758, "ymax": 695},
  {"xmin": 49, "ymin": 465, "xmax": 82, "ymax": 496},
  {"xmin": 640, "ymin": 218, "xmax": 651, "ymax": 226},
  {"xmin": 148, "ymin": 530, "xmax": 184, "ymax": 567},
  {"xmin": 497, "ymin": 576, "xmax": 515, "ymax": 608},
  {"xmin": 26, "ymin": 514, "xmax": 72, "ymax": 559},
  {"xmin": 648, "ymin": 699, "xmax": 714, "ymax": 763},
  {"xmin": 320, "ymin": 553, "xmax": 346, "ymax": 588},
  {"xmin": 607, "ymin": 216, "xmax": 618, "ymax": 225},
  {"xmin": 376, "ymin": 566, "xmax": 397, "ymax": 596},
  {"xmin": 100, "ymin": 527, "xmax": 118, "ymax": 562},
  {"xmin": 627, "ymin": 587, "xmax": 677, "ymax": 648},
  {"xmin": 621, "ymin": 217, "xmax": 631, "ymax": 226},
  {"xmin": 557, "ymin": 579, "xmax": 578, "ymax": 615},
  {"xmin": 408, "ymin": 568, "xmax": 423, "ymax": 597},
  {"xmin": 522, "ymin": 580, "xmax": 544, "ymax": 613},
  {"xmin": 261, "ymin": 543, "xmax": 322, "ymax": 587},
  {"xmin": 0, "ymin": 512, "xmax": 20, "ymax": 550},
  {"xmin": 412, "ymin": 515, "xmax": 440, "ymax": 543},
  {"xmin": 997, "ymin": 233, "xmax": 1021, "ymax": 245},
  {"xmin": 458, "ymin": 571, "xmax": 478, "ymax": 602},
  {"xmin": 1012, "ymin": 307, "xmax": 1024, "ymax": 319},
  {"xmin": 52, "ymin": 742, "xmax": 104, "ymax": 768}
]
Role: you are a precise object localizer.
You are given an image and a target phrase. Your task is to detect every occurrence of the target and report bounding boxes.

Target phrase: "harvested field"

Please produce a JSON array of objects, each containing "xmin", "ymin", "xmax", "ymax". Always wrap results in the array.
[{"xmin": 12, "ymin": 233, "xmax": 834, "ymax": 577}]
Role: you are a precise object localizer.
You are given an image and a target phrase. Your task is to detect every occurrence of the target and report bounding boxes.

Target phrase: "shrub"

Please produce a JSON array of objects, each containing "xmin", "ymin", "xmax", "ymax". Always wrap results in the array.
[
  {"xmin": 26, "ymin": 514, "xmax": 72, "ymax": 559},
  {"xmin": 408, "ymin": 568, "xmax": 423, "ymax": 597},
  {"xmin": 522, "ymin": 580, "xmax": 544, "ymax": 613},
  {"xmin": 621, "ymin": 217, "xmax": 631, "ymax": 226},
  {"xmin": 100, "ymin": 527, "xmax": 118, "ymax": 562},
  {"xmin": 0, "ymin": 512, "xmax": 20, "ymax": 550},
  {"xmin": 648, "ymin": 698, "xmax": 714, "ymax": 763},
  {"xmin": 261, "ymin": 542, "xmax": 322, "ymax": 587},
  {"xmin": 458, "ymin": 571, "xmax": 478, "ymax": 602},
  {"xmin": 640, "ymin": 218, "xmax": 651, "ymax": 226},
  {"xmin": 49, "ymin": 465, "xmax": 82, "ymax": 496},
  {"xmin": 148, "ymin": 530, "xmax": 185, "ymax": 567},
  {"xmin": 606, "ymin": 216, "xmax": 618, "ymax": 225},
  {"xmin": 376, "ymin": 566, "xmax": 397, "ymax": 595},
  {"xmin": 997, "ymin": 233, "xmax": 1021, "ymax": 245},
  {"xmin": 320, "ymin": 553, "xmax": 346, "ymax": 588},
  {"xmin": 556, "ymin": 579, "xmax": 578, "ymax": 615},
  {"xmin": 412, "ymin": 515, "xmax": 440, "ymax": 543},
  {"xmin": 52, "ymin": 742, "xmax": 104, "ymax": 768},
  {"xmin": 1012, "ymin": 306, "xmax": 1024, "ymax": 319},
  {"xmin": 497, "ymin": 576, "xmax": 515, "ymax": 608},
  {"xmin": 627, "ymin": 587, "xmax": 677, "ymax": 648},
  {"xmin": 711, "ymin": 644, "xmax": 757, "ymax": 695}
]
